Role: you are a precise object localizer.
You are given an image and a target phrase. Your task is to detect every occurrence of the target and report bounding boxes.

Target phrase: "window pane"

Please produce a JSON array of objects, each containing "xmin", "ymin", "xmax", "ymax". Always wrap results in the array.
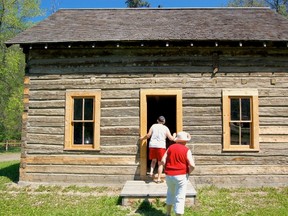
[
  {"xmin": 84, "ymin": 99, "xmax": 94, "ymax": 120},
  {"xmin": 74, "ymin": 123, "xmax": 82, "ymax": 144},
  {"xmin": 230, "ymin": 122, "xmax": 240, "ymax": 145},
  {"xmin": 231, "ymin": 99, "xmax": 240, "ymax": 120},
  {"xmin": 241, "ymin": 123, "xmax": 251, "ymax": 145},
  {"xmin": 84, "ymin": 122, "xmax": 94, "ymax": 144},
  {"xmin": 241, "ymin": 98, "xmax": 251, "ymax": 121},
  {"xmin": 74, "ymin": 99, "xmax": 83, "ymax": 120}
]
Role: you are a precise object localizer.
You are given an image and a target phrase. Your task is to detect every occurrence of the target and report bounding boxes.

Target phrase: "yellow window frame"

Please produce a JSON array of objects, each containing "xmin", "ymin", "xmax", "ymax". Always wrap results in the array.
[
  {"xmin": 222, "ymin": 89, "xmax": 259, "ymax": 152},
  {"xmin": 64, "ymin": 90, "xmax": 101, "ymax": 151}
]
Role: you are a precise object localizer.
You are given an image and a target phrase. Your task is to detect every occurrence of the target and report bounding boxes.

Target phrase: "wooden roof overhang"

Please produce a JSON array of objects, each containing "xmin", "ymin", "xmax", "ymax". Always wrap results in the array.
[
  {"xmin": 16, "ymin": 40, "xmax": 288, "ymax": 54},
  {"xmin": 5, "ymin": 8, "xmax": 288, "ymax": 51}
]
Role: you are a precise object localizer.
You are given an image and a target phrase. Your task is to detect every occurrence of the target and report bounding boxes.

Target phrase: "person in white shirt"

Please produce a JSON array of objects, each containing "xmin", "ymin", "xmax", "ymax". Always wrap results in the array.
[{"xmin": 140, "ymin": 116, "xmax": 175, "ymax": 183}]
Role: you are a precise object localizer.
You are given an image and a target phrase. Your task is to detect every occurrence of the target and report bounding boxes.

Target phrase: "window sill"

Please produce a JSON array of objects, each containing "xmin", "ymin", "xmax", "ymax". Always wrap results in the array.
[
  {"xmin": 222, "ymin": 148, "xmax": 259, "ymax": 152},
  {"xmin": 64, "ymin": 147, "xmax": 100, "ymax": 151}
]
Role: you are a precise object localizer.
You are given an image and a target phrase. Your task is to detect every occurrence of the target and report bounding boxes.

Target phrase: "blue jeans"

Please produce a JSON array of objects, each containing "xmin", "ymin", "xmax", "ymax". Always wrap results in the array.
[{"xmin": 165, "ymin": 174, "xmax": 188, "ymax": 215}]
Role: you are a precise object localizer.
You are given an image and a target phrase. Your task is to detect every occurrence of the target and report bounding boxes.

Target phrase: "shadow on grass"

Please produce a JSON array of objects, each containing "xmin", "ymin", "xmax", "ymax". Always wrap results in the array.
[
  {"xmin": 0, "ymin": 162, "xmax": 20, "ymax": 182},
  {"xmin": 135, "ymin": 200, "xmax": 166, "ymax": 216}
]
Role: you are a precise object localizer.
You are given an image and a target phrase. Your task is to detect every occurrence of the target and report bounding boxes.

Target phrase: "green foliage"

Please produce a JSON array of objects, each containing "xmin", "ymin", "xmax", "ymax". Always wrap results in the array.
[
  {"xmin": 265, "ymin": 0, "xmax": 288, "ymax": 14},
  {"xmin": 227, "ymin": 0, "xmax": 266, "ymax": 7},
  {"xmin": 278, "ymin": 4, "xmax": 288, "ymax": 16},
  {"xmin": 0, "ymin": 144, "xmax": 21, "ymax": 153},
  {"xmin": 0, "ymin": 0, "xmax": 42, "ymax": 141},
  {"xmin": 125, "ymin": 0, "xmax": 150, "ymax": 8},
  {"xmin": 227, "ymin": 0, "xmax": 288, "ymax": 17}
]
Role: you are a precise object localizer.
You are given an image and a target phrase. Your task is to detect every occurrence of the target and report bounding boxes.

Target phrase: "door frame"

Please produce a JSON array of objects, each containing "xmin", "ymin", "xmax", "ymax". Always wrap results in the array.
[{"xmin": 139, "ymin": 89, "xmax": 183, "ymax": 179}]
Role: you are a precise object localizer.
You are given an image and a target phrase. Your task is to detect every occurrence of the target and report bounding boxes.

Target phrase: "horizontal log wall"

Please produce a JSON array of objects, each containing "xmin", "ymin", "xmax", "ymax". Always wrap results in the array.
[{"xmin": 20, "ymin": 46, "xmax": 288, "ymax": 187}]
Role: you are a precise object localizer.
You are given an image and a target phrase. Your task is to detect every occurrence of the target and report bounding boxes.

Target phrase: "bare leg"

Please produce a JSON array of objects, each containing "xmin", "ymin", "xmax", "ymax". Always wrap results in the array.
[
  {"xmin": 157, "ymin": 161, "xmax": 163, "ymax": 182},
  {"xmin": 149, "ymin": 159, "xmax": 157, "ymax": 176}
]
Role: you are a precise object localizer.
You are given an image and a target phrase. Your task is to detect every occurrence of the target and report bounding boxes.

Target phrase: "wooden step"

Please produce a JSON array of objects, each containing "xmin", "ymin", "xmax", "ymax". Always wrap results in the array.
[{"xmin": 120, "ymin": 180, "xmax": 197, "ymax": 206}]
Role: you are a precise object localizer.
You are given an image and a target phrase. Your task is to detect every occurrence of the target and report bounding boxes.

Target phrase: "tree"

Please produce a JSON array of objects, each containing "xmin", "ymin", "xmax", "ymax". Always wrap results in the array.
[
  {"xmin": 125, "ymin": 0, "xmax": 150, "ymax": 8},
  {"xmin": 0, "ymin": 0, "xmax": 42, "ymax": 141},
  {"xmin": 227, "ymin": 0, "xmax": 288, "ymax": 16},
  {"xmin": 265, "ymin": 0, "xmax": 288, "ymax": 14},
  {"xmin": 227, "ymin": 0, "xmax": 266, "ymax": 7}
]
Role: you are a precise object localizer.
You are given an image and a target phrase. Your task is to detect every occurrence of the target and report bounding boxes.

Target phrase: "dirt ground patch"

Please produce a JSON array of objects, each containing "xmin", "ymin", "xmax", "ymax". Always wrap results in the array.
[{"xmin": 0, "ymin": 153, "xmax": 20, "ymax": 162}]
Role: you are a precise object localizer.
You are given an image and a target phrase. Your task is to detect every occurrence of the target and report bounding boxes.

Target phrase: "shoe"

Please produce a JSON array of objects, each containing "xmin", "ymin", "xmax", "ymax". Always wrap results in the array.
[
  {"xmin": 155, "ymin": 180, "xmax": 164, "ymax": 184},
  {"xmin": 147, "ymin": 173, "xmax": 153, "ymax": 178}
]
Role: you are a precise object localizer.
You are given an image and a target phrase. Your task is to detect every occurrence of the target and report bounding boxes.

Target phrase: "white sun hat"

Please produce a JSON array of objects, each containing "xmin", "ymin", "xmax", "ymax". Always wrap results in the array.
[{"xmin": 174, "ymin": 131, "xmax": 191, "ymax": 142}]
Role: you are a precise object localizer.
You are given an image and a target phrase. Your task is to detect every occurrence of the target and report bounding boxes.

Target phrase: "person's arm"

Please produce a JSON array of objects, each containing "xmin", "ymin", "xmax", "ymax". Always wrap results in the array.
[
  {"xmin": 166, "ymin": 129, "xmax": 176, "ymax": 141},
  {"xmin": 187, "ymin": 149, "xmax": 195, "ymax": 174},
  {"xmin": 139, "ymin": 125, "xmax": 153, "ymax": 140},
  {"xmin": 160, "ymin": 150, "xmax": 168, "ymax": 166}
]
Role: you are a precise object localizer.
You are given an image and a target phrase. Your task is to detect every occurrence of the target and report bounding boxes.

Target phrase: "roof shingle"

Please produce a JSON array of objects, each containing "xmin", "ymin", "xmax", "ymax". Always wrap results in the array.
[{"xmin": 6, "ymin": 8, "xmax": 288, "ymax": 45}]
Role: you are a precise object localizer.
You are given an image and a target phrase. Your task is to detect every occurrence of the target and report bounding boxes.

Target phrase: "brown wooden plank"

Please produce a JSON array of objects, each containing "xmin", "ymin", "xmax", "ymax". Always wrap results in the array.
[
  {"xmin": 259, "ymin": 88, "xmax": 288, "ymax": 97},
  {"xmin": 260, "ymin": 97, "xmax": 288, "ymax": 106},
  {"xmin": 101, "ymin": 107, "xmax": 139, "ymax": 118},
  {"xmin": 183, "ymin": 116, "xmax": 222, "ymax": 126},
  {"xmin": 100, "ymin": 136, "xmax": 139, "ymax": 146},
  {"xmin": 25, "ymin": 165, "xmax": 139, "ymax": 175},
  {"xmin": 26, "ymin": 145, "xmax": 64, "ymax": 154},
  {"xmin": 259, "ymin": 135, "xmax": 288, "ymax": 143},
  {"xmin": 185, "ymin": 107, "xmax": 221, "ymax": 115},
  {"xmin": 101, "ymin": 99, "xmax": 139, "ymax": 108},
  {"xmin": 184, "ymin": 126, "xmax": 222, "ymax": 135},
  {"xmin": 23, "ymin": 155, "xmax": 137, "ymax": 165},
  {"xmin": 260, "ymin": 116, "xmax": 288, "ymax": 125},
  {"xmin": 101, "ymin": 117, "xmax": 139, "ymax": 127},
  {"xmin": 100, "ymin": 126, "xmax": 139, "ymax": 136},
  {"xmin": 28, "ymin": 134, "xmax": 64, "ymax": 145},
  {"xmin": 30, "ymin": 90, "xmax": 65, "ymax": 100},
  {"xmin": 99, "ymin": 145, "xmax": 138, "ymax": 155},
  {"xmin": 29, "ymin": 109, "xmax": 64, "ymax": 116},
  {"xmin": 190, "ymin": 143, "xmax": 288, "ymax": 155},
  {"xmin": 28, "ymin": 127, "xmax": 64, "ymax": 134},
  {"xmin": 195, "ymin": 155, "xmax": 288, "ymax": 165},
  {"xmin": 29, "ymin": 100, "xmax": 65, "ymax": 108},
  {"xmin": 183, "ymin": 98, "xmax": 221, "ymax": 106},
  {"xmin": 260, "ymin": 126, "xmax": 288, "ymax": 135},
  {"xmin": 259, "ymin": 107, "xmax": 288, "ymax": 117},
  {"xmin": 193, "ymin": 165, "xmax": 288, "ymax": 175},
  {"xmin": 19, "ymin": 173, "xmax": 134, "ymax": 185},
  {"xmin": 188, "ymin": 135, "xmax": 222, "ymax": 144}
]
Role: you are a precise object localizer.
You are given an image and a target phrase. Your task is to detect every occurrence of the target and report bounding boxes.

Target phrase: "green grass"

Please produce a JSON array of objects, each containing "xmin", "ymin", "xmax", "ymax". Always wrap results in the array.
[
  {"xmin": 0, "ymin": 161, "xmax": 20, "ymax": 187},
  {"xmin": 0, "ymin": 160, "xmax": 288, "ymax": 216}
]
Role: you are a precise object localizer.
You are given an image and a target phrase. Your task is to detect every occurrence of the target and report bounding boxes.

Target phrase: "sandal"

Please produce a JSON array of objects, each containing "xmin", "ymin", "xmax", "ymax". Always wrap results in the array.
[{"xmin": 147, "ymin": 173, "xmax": 154, "ymax": 178}]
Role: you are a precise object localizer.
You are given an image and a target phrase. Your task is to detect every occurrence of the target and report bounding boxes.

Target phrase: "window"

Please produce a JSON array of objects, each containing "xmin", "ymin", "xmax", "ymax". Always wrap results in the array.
[
  {"xmin": 65, "ymin": 90, "xmax": 101, "ymax": 150},
  {"xmin": 222, "ymin": 89, "xmax": 259, "ymax": 151}
]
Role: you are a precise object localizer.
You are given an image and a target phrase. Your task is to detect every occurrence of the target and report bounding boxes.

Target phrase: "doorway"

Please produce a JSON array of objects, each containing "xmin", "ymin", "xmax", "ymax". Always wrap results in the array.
[{"xmin": 140, "ymin": 89, "xmax": 183, "ymax": 179}]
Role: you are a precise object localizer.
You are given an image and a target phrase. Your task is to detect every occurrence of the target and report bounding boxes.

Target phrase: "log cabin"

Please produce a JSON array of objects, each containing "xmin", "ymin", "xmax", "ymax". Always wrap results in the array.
[{"xmin": 6, "ymin": 7, "xmax": 288, "ymax": 188}]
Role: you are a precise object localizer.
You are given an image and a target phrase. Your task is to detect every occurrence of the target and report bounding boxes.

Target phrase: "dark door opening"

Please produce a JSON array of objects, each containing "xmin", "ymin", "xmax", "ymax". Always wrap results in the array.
[{"xmin": 146, "ymin": 95, "xmax": 177, "ymax": 170}]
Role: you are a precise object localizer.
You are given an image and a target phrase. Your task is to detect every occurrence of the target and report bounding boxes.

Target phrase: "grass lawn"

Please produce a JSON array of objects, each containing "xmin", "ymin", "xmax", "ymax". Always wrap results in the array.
[{"xmin": 0, "ymin": 160, "xmax": 287, "ymax": 216}]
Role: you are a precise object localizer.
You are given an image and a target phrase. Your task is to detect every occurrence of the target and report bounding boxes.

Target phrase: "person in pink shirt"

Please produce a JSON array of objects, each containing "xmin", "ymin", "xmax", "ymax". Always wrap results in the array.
[
  {"xmin": 140, "ymin": 116, "xmax": 175, "ymax": 183},
  {"xmin": 161, "ymin": 131, "xmax": 195, "ymax": 216}
]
